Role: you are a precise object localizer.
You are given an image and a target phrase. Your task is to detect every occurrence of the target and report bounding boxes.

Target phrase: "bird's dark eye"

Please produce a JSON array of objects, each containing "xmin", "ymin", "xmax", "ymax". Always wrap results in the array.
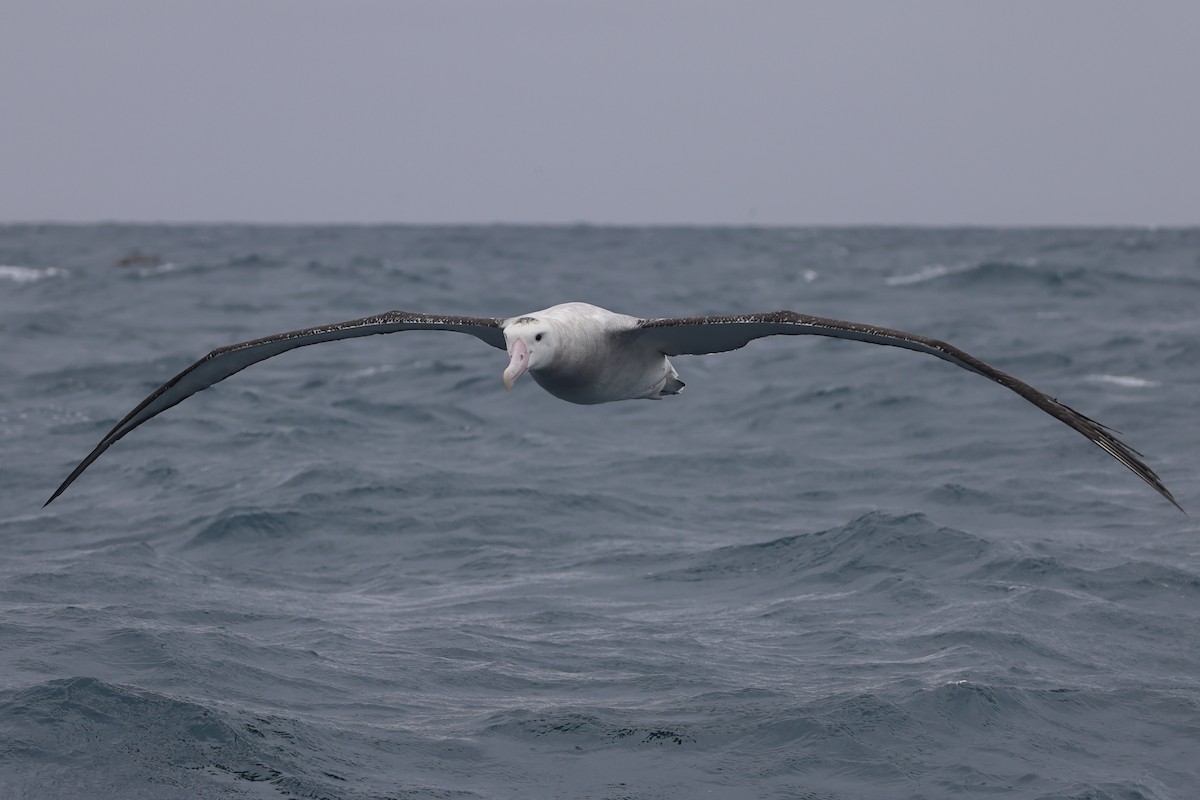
[{"xmin": 535, "ymin": 333, "xmax": 543, "ymax": 341}]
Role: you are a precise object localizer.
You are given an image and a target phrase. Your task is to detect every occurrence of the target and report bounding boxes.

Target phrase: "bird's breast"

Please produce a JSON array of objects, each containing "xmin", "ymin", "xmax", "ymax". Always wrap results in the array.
[
  {"xmin": 530, "ymin": 365, "xmax": 613, "ymax": 405},
  {"xmin": 531, "ymin": 349, "xmax": 673, "ymax": 405}
]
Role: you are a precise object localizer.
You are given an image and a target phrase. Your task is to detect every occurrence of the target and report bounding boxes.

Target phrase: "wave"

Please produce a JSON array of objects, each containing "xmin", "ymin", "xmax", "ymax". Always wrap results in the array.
[
  {"xmin": 652, "ymin": 512, "xmax": 993, "ymax": 584},
  {"xmin": 185, "ymin": 508, "xmax": 316, "ymax": 548},
  {"xmin": 125, "ymin": 260, "xmax": 183, "ymax": 277},
  {"xmin": 653, "ymin": 510, "xmax": 1200, "ymax": 604},
  {"xmin": 725, "ymin": 681, "xmax": 1192, "ymax": 797},
  {"xmin": 0, "ymin": 265, "xmax": 67, "ymax": 284},
  {"xmin": 1084, "ymin": 373, "xmax": 1161, "ymax": 389},
  {"xmin": 886, "ymin": 263, "xmax": 975, "ymax": 286},
  {"xmin": 475, "ymin": 683, "xmax": 1193, "ymax": 797},
  {"xmin": 482, "ymin": 708, "xmax": 696, "ymax": 747},
  {"xmin": 0, "ymin": 677, "xmax": 315, "ymax": 798},
  {"xmin": 976, "ymin": 552, "xmax": 1200, "ymax": 604},
  {"xmin": 0, "ymin": 676, "xmax": 473, "ymax": 799},
  {"xmin": 886, "ymin": 260, "xmax": 1084, "ymax": 290}
]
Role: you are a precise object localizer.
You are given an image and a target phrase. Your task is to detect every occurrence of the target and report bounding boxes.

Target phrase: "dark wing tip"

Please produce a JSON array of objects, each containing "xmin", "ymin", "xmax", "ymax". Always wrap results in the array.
[
  {"xmin": 45, "ymin": 475, "xmax": 78, "ymax": 507},
  {"xmin": 43, "ymin": 428, "xmax": 126, "ymax": 507},
  {"xmin": 986, "ymin": 380, "xmax": 1185, "ymax": 515}
]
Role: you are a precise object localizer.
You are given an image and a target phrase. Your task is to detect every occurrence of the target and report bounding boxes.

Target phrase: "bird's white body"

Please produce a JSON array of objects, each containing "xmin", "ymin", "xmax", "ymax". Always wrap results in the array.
[{"xmin": 502, "ymin": 303, "xmax": 683, "ymax": 404}]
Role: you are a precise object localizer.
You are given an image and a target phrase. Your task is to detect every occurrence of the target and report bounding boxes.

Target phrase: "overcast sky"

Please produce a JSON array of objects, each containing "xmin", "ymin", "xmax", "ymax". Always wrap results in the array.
[{"xmin": 2, "ymin": 1, "xmax": 1197, "ymax": 226}]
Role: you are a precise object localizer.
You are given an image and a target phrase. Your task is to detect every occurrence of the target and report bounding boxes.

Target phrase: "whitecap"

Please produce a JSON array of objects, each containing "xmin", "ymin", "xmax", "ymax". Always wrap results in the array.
[
  {"xmin": 135, "ymin": 261, "xmax": 180, "ymax": 276},
  {"xmin": 1085, "ymin": 374, "xmax": 1161, "ymax": 389},
  {"xmin": 885, "ymin": 263, "xmax": 969, "ymax": 286},
  {"xmin": 0, "ymin": 265, "xmax": 67, "ymax": 284},
  {"xmin": 343, "ymin": 364, "xmax": 398, "ymax": 380}
]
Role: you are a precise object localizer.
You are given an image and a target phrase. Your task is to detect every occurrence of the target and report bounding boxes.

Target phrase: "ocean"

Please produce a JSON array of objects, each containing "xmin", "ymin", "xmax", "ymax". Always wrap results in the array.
[{"xmin": 1, "ymin": 224, "xmax": 1197, "ymax": 799}]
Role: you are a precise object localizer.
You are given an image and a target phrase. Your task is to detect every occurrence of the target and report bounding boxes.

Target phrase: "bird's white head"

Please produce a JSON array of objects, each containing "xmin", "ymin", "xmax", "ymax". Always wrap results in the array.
[{"xmin": 502, "ymin": 315, "xmax": 555, "ymax": 391}]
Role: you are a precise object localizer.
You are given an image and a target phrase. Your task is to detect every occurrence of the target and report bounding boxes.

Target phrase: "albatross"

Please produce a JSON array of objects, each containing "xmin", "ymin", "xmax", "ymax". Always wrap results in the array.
[{"xmin": 45, "ymin": 302, "xmax": 1182, "ymax": 511}]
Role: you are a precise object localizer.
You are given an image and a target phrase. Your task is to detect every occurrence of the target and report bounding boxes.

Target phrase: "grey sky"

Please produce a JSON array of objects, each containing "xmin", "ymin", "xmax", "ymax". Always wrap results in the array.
[{"xmin": 2, "ymin": 1, "xmax": 1197, "ymax": 225}]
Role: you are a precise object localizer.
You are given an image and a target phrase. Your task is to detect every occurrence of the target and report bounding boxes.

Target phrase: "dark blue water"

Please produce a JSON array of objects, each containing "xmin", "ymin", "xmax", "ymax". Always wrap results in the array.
[{"xmin": 2, "ymin": 225, "xmax": 1198, "ymax": 799}]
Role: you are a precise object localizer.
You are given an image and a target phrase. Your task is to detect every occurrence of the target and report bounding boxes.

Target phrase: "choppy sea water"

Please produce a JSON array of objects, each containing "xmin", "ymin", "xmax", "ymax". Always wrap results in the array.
[{"xmin": 2, "ymin": 225, "xmax": 1198, "ymax": 799}]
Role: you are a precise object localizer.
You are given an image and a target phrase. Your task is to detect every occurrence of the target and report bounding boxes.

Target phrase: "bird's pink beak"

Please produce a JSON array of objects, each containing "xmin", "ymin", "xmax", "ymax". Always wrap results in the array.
[{"xmin": 503, "ymin": 337, "xmax": 529, "ymax": 391}]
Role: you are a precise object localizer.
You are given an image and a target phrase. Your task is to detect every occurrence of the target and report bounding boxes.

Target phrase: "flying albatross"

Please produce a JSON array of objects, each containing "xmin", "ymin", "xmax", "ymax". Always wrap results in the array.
[{"xmin": 45, "ymin": 302, "xmax": 1182, "ymax": 511}]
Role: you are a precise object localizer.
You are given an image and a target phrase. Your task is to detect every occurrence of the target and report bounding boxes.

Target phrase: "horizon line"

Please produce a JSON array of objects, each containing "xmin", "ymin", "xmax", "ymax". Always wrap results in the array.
[{"xmin": 2, "ymin": 219, "xmax": 1197, "ymax": 231}]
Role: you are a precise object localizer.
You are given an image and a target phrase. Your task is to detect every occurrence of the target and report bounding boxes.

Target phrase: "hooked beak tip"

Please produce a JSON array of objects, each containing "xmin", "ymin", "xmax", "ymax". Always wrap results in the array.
[{"xmin": 503, "ymin": 336, "xmax": 529, "ymax": 392}]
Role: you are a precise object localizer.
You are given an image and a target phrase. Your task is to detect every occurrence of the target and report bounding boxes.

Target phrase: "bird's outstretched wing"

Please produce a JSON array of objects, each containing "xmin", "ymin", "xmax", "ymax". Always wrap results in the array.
[
  {"xmin": 45, "ymin": 311, "xmax": 506, "ymax": 506},
  {"xmin": 632, "ymin": 311, "xmax": 1182, "ymax": 512}
]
